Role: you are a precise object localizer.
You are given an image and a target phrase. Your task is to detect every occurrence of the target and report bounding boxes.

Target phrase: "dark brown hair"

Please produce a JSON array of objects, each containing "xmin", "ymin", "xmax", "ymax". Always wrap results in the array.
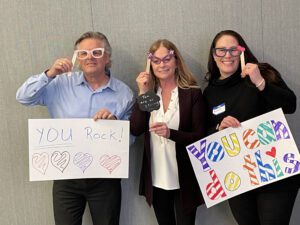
[{"xmin": 206, "ymin": 30, "xmax": 280, "ymax": 83}]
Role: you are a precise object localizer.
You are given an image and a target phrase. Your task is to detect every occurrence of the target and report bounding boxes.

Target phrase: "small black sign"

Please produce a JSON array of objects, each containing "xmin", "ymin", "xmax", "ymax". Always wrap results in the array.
[{"xmin": 137, "ymin": 91, "xmax": 160, "ymax": 112}]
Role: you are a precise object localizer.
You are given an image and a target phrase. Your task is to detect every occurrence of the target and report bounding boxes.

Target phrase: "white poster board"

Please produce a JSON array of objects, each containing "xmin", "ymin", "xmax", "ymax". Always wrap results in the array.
[
  {"xmin": 28, "ymin": 119, "xmax": 129, "ymax": 181},
  {"xmin": 186, "ymin": 108, "xmax": 300, "ymax": 208}
]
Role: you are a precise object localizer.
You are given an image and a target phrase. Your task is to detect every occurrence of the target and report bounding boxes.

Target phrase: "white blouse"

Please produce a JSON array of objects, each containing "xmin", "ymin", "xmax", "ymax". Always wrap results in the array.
[{"xmin": 150, "ymin": 87, "xmax": 180, "ymax": 190}]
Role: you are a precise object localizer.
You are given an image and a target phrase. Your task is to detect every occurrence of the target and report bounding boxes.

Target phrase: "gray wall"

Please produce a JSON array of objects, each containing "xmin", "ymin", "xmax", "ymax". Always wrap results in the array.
[{"xmin": 0, "ymin": 0, "xmax": 299, "ymax": 224}]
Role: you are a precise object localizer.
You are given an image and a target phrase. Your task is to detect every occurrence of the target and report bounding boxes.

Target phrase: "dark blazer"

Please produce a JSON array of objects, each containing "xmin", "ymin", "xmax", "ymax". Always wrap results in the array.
[{"xmin": 130, "ymin": 87, "xmax": 206, "ymax": 213}]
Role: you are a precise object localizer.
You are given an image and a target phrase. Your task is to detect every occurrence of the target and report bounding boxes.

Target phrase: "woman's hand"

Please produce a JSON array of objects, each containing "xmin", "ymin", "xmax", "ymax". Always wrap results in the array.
[
  {"xmin": 218, "ymin": 116, "xmax": 241, "ymax": 131},
  {"xmin": 136, "ymin": 72, "xmax": 152, "ymax": 95},
  {"xmin": 149, "ymin": 122, "xmax": 170, "ymax": 138},
  {"xmin": 241, "ymin": 63, "xmax": 265, "ymax": 90}
]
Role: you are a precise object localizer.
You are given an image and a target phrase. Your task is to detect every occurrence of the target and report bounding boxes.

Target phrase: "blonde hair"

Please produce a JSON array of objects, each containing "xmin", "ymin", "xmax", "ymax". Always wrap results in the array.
[{"xmin": 148, "ymin": 39, "xmax": 199, "ymax": 90}]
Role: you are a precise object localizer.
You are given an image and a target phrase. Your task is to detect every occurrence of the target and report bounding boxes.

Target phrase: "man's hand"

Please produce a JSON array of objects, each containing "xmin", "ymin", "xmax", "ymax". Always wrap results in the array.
[
  {"xmin": 93, "ymin": 109, "xmax": 116, "ymax": 121},
  {"xmin": 46, "ymin": 58, "xmax": 73, "ymax": 78}
]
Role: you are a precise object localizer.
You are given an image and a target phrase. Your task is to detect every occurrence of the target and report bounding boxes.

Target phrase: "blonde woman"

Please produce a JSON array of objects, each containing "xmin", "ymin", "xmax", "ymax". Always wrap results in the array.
[{"xmin": 130, "ymin": 39, "xmax": 206, "ymax": 225}]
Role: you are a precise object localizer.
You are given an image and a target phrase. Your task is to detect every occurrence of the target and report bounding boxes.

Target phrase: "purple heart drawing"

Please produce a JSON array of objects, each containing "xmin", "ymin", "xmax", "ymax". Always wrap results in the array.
[
  {"xmin": 51, "ymin": 151, "xmax": 70, "ymax": 173},
  {"xmin": 73, "ymin": 152, "xmax": 93, "ymax": 173},
  {"xmin": 99, "ymin": 155, "xmax": 121, "ymax": 174},
  {"xmin": 32, "ymin": 152, "xmax": 49, "ymax": 175}
]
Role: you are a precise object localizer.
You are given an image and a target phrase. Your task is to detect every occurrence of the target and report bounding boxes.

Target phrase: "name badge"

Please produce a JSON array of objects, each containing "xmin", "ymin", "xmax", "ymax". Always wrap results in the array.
[{"xmin": 213, "ymin": 103, "xmax": 225, "ymax": 115}]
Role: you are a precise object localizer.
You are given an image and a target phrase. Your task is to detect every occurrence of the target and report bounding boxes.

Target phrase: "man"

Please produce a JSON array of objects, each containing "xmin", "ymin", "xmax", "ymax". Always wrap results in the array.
[{"xmin": 16, "ymin": 31, "xmax": 134, "ymax": 225}]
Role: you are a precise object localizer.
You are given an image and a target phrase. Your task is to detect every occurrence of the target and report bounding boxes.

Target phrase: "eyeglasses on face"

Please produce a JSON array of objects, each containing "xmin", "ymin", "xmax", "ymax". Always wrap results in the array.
[
  {"xmin": 213, "ymin": 47, "xmax": 242, "ymax": 57},
  {"xmin": 148, "ymin": 50, "xmax": 175, "ymax": 65},
  {"xmin": 74, "ymin": 48, "xmax": 105, "ymax": 59}
]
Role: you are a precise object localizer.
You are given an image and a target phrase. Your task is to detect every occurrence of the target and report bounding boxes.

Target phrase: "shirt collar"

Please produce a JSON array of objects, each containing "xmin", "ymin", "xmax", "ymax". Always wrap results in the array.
[
  {"xmin": 157, "ymin": 86, "xmax": 178, "ymax": 95},
  {"xmin": 104, "ymin": 75, "xmax": 117, "ymax": 92},
  {"xmin": 74, "ymin": 72, "xmax": 117, "ymax": 92},
  {"xmin": 74, "ymin": 72, "xmax": 86, "ymax": 86}
]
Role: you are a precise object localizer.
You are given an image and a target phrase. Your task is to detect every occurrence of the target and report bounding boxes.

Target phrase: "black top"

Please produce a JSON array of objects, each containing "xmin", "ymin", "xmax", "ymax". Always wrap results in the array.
[{"xmin": 204, "ymin": 71, "xmax": 296, "ymax": 134}]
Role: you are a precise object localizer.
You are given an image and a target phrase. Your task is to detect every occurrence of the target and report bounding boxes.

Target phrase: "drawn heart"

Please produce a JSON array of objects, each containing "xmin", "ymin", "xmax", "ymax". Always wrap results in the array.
[
  {"xmin": 266, "ymin": 147, "xmax": 276, "ymax": 158},
  {"xmin": 51, "ymin": 151, "xmax": 70, "ymax": 172},
  {"xmin": 73, "ymin": 152, "xmax": 93, "ymax": 173},
  {"xmin": 32, "ymin": 152, "xmax": 49, "ymax": 175},
  {"xmin": 99, "ymin": 155, "xmax": 121, "ymax": 174}
]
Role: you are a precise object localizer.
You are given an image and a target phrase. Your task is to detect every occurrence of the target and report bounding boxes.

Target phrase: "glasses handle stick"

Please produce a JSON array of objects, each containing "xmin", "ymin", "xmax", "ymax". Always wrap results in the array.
[
  {"xmin": 68, "ymin": 52, "xmax": 77, "ymax": 77},
  {"xmin": 237, "ymin": 46, "xmax": 245, "ymax": 71},
  {"xmin": 240, "ymin": 51, "xmax": 245, "ymax": 71},
  {"xmin": 143, "ymin": 57, "xmax": 151, "ymax": 86},
  {"xmin": 145, "ymin": 58, "xmax": 150, "ymax": 74}
]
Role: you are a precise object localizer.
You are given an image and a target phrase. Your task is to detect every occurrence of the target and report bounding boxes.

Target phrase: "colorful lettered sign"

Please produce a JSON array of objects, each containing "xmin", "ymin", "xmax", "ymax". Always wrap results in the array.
[
  {"xmin": 186, "ymin": 108, "xmax": 300, "ymax": 207},
  {"xmin": 29, "ymin": 119, "xmax": 129, "ymax": 181}
]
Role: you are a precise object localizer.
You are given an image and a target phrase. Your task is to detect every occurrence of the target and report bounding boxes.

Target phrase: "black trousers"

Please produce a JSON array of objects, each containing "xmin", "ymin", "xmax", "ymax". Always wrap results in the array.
[
  {"xmin": 152, "ymin": 187, "xmax": 197, "ymax": 225},
  {"xmin": 228, "ymin": 188, "xmax": 298, "ymax": 225},
  {"xmin": 53, "ymin": 178, "xmax": 121, "ymax": 225}
]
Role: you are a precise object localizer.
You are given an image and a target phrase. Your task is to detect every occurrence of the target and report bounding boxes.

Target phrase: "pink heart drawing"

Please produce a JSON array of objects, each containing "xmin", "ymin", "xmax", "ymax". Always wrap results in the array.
[
  {"xmin": 51, "ymin": 151, "xmax": 70, "ymax": 173},
  {"xmin": 32, "ymin": 152, "xmax": 49, "ymax": 175},
  {"xmin": 266, "ymin": 147, "xmax": 276, "ymax": 158},
  {"xmin": 99, "ymin": 155, "xmax": 121, "ymax": 174},
  {"xmin": 73, "ymin": 152, "xmax": 93, "ymax": 173}
]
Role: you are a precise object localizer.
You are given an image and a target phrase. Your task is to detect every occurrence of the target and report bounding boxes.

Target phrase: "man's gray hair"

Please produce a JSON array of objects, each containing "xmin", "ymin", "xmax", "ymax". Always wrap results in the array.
[{"xmin": 74, "ymin": 31, "xmax": 112, "ymax": 71}]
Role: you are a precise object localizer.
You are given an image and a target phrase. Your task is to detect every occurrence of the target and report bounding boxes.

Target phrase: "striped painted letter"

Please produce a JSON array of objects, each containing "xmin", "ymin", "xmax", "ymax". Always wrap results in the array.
[
  {"xmin": 206, "ymin": 141, "xmax": 224, "ymax": 162},
  {"xmin": 187, "ymin": 140, "xmax": 211, "ymax": 172},
  {"xmin": 283, "ymin": 153, "xmax": 300, "ymax": 174},
  {"xmin": 206, "ymin": 170, "xmax": 227, "ymax": 200},
  {"xmin": 243, "ymin": 154, "xmax": 259, "ymax": 185},
  {"xmin": 224, "ymin": 171, "xmax": 241, "ymax": 191},
  {"xmin": 255, "ymin": 150, "xmax": 276, "ymax": 182},
  {"xmin": 257, "ymin": 121, "xmax": 276, "ymax": 145},
  {"xmin": 243, "ymin": 129, "xmax": 260, "ymax": 149},
  {"xmin": 271, "ymin": 120, "xmax": 290, "ymax": 140},
  {"xmin": 221, "ymin": 133, "xmax": 241, "ymax": 157}
]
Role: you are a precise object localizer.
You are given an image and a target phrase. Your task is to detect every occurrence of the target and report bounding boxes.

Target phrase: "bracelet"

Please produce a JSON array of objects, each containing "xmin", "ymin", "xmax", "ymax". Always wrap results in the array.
[{"xmin": 256, "ymin": 79, "xmax": 265, "ymax": 88}]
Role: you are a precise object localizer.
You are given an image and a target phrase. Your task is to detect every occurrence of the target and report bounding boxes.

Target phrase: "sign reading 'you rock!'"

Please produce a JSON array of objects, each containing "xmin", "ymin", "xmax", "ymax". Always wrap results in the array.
[
  {"xmin": 29, "ymin": 119, "xmax": 129, "ymax": 181},
  {"xmin": 186, "ymin": 109, "xmax": 300, "ymax": 208}
]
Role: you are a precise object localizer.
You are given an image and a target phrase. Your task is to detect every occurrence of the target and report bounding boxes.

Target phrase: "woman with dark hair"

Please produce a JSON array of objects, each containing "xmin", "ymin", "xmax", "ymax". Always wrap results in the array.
[
  {"xmin": 130, "ymin": 39, "xmax": 206, "ymax": 225},
  {"xmin": 204, "ymin": 30, "xmax": 298, "ymax": 225}
]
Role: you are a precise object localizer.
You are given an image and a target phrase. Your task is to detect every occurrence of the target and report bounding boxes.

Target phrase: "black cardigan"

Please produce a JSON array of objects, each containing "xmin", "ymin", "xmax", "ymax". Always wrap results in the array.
[{"xmin": 130, "ymin": 87, "xmax": 206, "ymax": 213}]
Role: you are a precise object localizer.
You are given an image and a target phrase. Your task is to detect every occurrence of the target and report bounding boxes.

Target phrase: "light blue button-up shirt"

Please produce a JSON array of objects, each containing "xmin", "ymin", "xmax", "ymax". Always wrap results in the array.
[{"xmin": 16, "ymin": 71, "xmax": 134, "ymax": 120}]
